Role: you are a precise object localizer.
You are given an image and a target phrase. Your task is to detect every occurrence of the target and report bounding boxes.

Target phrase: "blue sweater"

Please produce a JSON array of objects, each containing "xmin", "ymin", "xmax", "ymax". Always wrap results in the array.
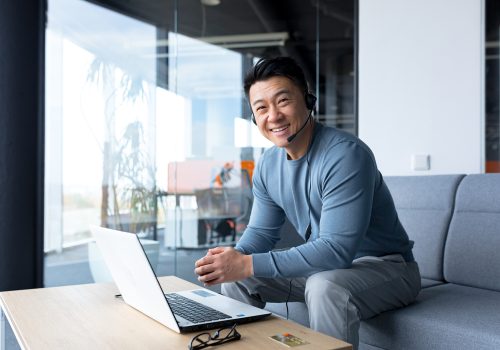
[{"xmin": 235, "ymin": 123, "xmax": 414, "ymax": 278}]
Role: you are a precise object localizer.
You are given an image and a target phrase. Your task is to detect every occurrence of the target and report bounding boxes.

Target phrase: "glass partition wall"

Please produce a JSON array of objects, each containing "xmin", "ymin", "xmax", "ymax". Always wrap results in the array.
[{"xmin": 44, "ymin": 0, "xmax": 356, "ymax": 287}]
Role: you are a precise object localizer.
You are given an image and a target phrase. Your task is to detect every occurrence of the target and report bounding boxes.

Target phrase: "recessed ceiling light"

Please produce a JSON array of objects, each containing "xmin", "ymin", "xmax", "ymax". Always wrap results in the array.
[{"xmin": 201, "ymin": 0, "xmax": 221, "ymax": 6}]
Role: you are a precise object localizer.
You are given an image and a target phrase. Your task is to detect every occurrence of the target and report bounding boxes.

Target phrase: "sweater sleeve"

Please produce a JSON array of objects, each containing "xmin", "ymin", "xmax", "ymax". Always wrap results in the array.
[{"xmin": 251, "ymin": 141, "xmax": 377, "ymax": 278}]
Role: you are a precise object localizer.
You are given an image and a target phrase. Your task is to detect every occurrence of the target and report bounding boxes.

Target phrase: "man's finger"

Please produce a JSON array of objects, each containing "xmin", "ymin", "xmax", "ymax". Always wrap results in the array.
[
  {"xmin": 203, "ymin": 276, "xmax": 224, "ymax": 286},
  {"xmin": 194, "ymin": 263, "xmax": 214, "ymax": 276},
  {"xmin": 198, "ymin": 270, "xmax": 220, "ymax": 283},
  {"xmin": 208, "ymin": 247, "xmax": 225, "ymax": 255},
  {"xmin": 195, "ymin": 255, "xmax": 213, "ymax": 268},
  {"xmin": 194, "ymin": 259, "xmax": 203, "ymax": 268}
]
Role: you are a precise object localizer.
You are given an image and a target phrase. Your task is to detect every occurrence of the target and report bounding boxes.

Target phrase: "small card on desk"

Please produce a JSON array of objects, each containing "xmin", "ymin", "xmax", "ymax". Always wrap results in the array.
[{"xmin": 270, "ymin": 333, "xmax": 310, "ymax": 347}]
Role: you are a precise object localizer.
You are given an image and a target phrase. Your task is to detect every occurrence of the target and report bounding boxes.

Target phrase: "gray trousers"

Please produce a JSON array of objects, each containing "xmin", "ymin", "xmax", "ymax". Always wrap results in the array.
[{"xmin": 221, "ymin": 254, "xmax": 421, "ymax": 350}]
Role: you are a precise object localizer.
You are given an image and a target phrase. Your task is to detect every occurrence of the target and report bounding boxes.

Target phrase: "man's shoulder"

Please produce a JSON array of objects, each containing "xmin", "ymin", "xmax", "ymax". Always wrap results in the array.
[
  {"xmin": 312, "ymin": 124, "xmax": 379, "ymax": 177},
  {"xmin": 316, "ymin": 124, "xmax": 373, "ymax": 155}
]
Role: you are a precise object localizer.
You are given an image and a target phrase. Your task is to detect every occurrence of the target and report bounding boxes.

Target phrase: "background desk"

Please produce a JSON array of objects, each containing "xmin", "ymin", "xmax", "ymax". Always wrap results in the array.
[{"xmin": 0, "ymin": 276, "xmax": 351, "ymax": 350}]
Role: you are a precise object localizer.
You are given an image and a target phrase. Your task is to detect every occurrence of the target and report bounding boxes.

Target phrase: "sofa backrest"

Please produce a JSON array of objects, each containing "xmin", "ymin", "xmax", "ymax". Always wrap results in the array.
[
  {"xmin": 443, "ymin": 174, "xmax": 500, "ymax": 291},
  {"xmin": 384, "ymin": 175, "xmax": 464, "ymax": 281}
]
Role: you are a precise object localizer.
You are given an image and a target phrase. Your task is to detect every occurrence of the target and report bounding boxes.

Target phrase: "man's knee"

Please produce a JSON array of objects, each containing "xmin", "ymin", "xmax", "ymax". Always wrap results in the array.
[
  {"xmin": 305, "ymin": 270, "xmax": 360, "ymax": 346},
  {"xmin": 305, "ymin": 270, "xmax": 350, "ymax": 300}
]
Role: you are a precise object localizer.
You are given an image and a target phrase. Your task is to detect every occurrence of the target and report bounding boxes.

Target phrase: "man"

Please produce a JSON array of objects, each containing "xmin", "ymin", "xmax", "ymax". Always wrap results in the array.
[{"xmin": 195, "ymin": 56, "xmax": 420, "ymax": 349}]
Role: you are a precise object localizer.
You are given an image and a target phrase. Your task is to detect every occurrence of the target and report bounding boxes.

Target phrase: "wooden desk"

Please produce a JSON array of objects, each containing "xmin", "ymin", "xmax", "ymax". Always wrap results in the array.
[{"xmin": 0, "ymin": 276, "xmax": 351, "ymax": 350}]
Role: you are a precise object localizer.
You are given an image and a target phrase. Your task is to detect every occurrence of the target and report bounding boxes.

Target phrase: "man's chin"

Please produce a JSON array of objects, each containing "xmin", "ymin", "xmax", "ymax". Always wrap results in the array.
[{"xmin": 268, "ymin": 136, "xmax": 290, "ymax": 148}]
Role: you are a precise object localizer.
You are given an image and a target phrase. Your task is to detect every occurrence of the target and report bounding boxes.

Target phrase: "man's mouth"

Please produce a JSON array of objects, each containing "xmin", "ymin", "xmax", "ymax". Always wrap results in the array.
[{"xmin": 270, "ymin": 125, "xmax": 289, "ymax": 133}]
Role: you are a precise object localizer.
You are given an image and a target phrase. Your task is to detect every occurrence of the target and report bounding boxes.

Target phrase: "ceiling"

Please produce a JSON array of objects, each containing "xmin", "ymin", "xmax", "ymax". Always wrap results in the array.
[{"xmin": 85, "ymin": 0, "xmax": 356, "ymax": 89}]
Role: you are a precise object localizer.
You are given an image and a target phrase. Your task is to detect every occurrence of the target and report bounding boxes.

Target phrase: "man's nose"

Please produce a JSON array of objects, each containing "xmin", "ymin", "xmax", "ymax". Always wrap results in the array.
[{"xmin": 267, "ymin": 104, "xmax": 281, "ymax": 122}]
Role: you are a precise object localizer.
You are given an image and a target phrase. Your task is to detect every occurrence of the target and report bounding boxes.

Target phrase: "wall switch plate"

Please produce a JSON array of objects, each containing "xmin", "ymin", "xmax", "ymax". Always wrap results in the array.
[{"xmin": 411, "ymin": 154, "xmax": 430, "ymax": 171}]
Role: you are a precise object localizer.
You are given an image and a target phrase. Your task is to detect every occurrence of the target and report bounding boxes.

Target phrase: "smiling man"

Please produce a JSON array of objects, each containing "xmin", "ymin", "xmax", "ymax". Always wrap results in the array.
[
  {"xmin": 250, "ymin": 74, "xmax": 314, "ymax": 158},
  {"xmin": 194, "ymin": 56, "xmax": 421, "ymax": 349}
]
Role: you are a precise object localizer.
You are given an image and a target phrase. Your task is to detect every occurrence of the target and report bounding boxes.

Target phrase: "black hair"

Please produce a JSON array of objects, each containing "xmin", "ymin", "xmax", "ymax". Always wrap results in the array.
[{"xmin": 243, "ymin": 56, "xmax": 309, "ymax": 98}]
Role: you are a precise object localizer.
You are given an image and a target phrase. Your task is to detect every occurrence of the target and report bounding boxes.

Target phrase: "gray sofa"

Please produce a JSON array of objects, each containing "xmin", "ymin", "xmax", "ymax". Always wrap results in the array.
[{"xmin": 265, "ymin": 174, "xmax": 500, "ymax": 350}]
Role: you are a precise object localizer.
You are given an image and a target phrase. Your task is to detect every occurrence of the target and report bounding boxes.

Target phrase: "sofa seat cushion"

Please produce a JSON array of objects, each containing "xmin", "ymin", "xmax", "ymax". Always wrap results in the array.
[
  {"xmin": 360, "ymin": 283, "xmax": 500, "ymax": 350},
  {"xmin": 421, "ymin": 278, "xmax": 443, "ymax": 288}
]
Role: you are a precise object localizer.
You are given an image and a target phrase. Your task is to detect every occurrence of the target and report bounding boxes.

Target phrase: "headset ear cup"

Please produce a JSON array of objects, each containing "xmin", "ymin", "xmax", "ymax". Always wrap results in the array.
[
  {"xmin": 305, "ymin": 93, "xmax": 317, "ymax": 110},
  {"xmin": 252, "ymin": 114, "xmax": 257, "ymax": 125}
]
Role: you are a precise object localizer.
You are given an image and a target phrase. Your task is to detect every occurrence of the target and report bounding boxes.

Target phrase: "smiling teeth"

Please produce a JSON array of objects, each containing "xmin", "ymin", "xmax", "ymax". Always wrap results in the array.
[{"xmin": 273, "ymin": 126, "xmax": 287, "ymax": 132}]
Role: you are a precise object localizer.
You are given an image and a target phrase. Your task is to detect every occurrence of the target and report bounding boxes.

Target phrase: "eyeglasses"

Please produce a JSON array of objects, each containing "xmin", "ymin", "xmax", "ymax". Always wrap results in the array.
[{"xmin": 188, "ymin": 324, "xmax": 241, "ymax": 349}]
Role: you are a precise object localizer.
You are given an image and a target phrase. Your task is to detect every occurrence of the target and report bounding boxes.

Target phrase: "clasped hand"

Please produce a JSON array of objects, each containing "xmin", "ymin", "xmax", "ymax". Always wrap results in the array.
[{"xmin": 194, "ymin": 247, "xmax": 253, "ymax": 286}]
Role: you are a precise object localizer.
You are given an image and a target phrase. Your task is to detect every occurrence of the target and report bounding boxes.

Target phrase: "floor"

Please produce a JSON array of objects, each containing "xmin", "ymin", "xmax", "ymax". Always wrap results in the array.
[{"xmin": 1, "ymin": 311, "xmax": 20, "ymax": 350}]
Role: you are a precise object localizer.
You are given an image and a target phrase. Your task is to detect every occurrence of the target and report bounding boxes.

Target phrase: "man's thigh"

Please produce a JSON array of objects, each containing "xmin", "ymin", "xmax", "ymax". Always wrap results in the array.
[
  {"xmin": 306, "ymin": 255, "xmax": 421, "ymax": 319},
  {"xmin": 230, "ymin": 275, "xmax": 307, "ymax": 303}
]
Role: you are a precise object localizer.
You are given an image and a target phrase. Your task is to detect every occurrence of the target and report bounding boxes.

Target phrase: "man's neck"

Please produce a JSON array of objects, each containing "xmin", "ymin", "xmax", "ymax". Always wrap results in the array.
[{"xmin": 286, "ymin": 119, "xmax": 315, "ymax": 160}]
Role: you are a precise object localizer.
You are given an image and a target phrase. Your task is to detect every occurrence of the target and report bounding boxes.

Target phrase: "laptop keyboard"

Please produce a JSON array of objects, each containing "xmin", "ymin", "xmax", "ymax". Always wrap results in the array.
[{"xmin": 166, "ymin": 293, "xmax": 231, "ymax": 324}]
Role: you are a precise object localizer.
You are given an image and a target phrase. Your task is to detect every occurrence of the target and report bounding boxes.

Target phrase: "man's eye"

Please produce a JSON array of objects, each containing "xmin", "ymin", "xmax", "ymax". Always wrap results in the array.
[{"xmin": 279, "ymin": 98, "xmax": 289, "ymax": 104}]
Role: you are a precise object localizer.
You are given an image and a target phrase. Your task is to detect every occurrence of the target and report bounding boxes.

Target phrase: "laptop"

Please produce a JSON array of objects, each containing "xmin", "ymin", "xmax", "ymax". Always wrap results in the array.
[{"xmin": 90, "ymin": 226, "xmax": 271, "ymax": 333}]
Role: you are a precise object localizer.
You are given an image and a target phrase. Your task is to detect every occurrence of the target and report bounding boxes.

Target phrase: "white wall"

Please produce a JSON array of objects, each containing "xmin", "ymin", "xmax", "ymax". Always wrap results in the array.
[{"xmin": 358, "ymin": 0, "xmax": 484, "ymax": 175}]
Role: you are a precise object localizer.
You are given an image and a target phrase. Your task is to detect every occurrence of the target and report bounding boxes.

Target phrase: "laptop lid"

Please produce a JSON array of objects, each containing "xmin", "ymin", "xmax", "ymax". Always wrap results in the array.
[
  {"xmin": 91, "ymin": 226, "xmax": 181, "ymax": 333},
  {"xmin": 91, "ymin": 226, "xmax": 270, "ymax": 333}
]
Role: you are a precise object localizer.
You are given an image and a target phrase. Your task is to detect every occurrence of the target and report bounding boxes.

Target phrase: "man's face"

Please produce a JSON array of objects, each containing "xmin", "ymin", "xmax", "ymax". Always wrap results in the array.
[{"xmin": 249, "ymin": 76, "xmax": 309, "ymax": 148}]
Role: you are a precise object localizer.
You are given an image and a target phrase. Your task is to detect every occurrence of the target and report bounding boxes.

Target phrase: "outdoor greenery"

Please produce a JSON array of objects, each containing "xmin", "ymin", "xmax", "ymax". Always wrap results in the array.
[{"xmin": 87, "ymin": 58, "xmax": 157, "ymax": 236}]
